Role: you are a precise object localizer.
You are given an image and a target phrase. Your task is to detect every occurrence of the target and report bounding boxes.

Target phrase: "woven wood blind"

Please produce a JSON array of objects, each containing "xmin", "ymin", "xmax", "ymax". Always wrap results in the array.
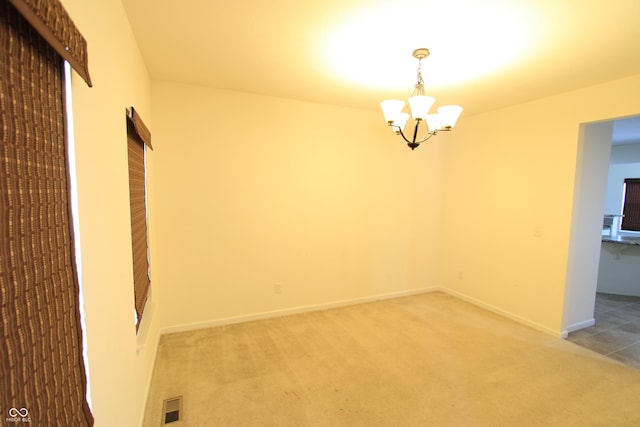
[
  {"xmin": 0, "ymin": 0, "xmax": 93, "ymax": 424},
  {"xmin": 622, "ymin": 178, "xmax": 640, "ymax": 231},
  {"xmin": 8, "ymin": 0, "xmax": 92, "ymax": 86},
  {"xmin": 127, "ymin": 109, "xmax": 152, "ymax": 329}
]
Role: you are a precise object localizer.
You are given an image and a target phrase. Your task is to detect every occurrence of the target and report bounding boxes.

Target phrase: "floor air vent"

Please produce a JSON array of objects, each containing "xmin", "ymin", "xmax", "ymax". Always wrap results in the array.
[{"xmin": 162, "ymin": 396, "xmax": 182, "ymax": 424}]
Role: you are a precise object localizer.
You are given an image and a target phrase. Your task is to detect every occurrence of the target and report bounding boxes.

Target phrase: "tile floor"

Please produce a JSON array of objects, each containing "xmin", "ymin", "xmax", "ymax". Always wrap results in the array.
[{"xmin": 567, "ymin": 292, "xmax": 640, "ymax": 370}]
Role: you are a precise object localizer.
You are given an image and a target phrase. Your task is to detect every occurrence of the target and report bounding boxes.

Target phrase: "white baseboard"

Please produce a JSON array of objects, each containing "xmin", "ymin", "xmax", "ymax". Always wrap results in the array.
[
  {"xmin": 439, "ymin": 288, "xmax": 567, "ymax": 338},
  {"xmin": 160, "ymin": 286, "xmax": 438, "ymax": 336},
  {"xmin": 562, "ymin": 318, "xmax": 596, "ymax": 338},
  {"xmin": 160, "ymin": 286, "xmax": 572, "ymax": 340}
]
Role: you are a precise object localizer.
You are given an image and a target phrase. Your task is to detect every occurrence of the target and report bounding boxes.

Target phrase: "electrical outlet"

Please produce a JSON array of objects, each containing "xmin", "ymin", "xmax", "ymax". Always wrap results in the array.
[{"xmin": 274, "ymin": 283, "xmax": 282, "ymax": 294}]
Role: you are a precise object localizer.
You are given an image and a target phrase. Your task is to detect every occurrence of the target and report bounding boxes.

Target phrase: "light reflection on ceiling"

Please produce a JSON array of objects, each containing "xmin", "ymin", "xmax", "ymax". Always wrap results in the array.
[{"xmin": 322, "ymin": 0, "xmax": 540, "ymax": 91}]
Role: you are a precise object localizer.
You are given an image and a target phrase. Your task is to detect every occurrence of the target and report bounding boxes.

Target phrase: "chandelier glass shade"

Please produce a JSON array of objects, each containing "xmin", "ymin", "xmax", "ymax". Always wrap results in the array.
[{"xmin": 380, "ymin": 49, "xmax": 463, "ymax": 150}]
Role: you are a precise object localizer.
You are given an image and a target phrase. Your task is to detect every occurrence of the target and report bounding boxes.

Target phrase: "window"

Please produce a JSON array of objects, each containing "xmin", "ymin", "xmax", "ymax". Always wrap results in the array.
[
  {"xmin": 621, "ymin": 178, "xmax": 640, "ymax": 231},
  {"xmin": 126, "ymin": 107, "xmax": 153, "ymax": 330}
]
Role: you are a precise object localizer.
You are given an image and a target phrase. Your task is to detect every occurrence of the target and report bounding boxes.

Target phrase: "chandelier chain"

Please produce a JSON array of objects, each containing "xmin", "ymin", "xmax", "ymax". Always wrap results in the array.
[{"xmin": 415, "ymin": 58, "xmax": 425, "ymax": 96}]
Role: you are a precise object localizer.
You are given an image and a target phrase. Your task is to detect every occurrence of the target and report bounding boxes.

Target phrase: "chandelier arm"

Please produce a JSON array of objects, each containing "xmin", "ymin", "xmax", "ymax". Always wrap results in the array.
[
  {"xmin": 413, "ymin": 131, "xmax": 437, "ymax": 145},
  {"xmin": 395, "ymin": 124, "xmax": 438, "ymax": 146},
  {"xmin": 412, "ymin": 120, "xmax": 421, "ymax": 142},
  {"xmin": 395, "ymin": 128, "xmax": 415, "ymax": 145}
]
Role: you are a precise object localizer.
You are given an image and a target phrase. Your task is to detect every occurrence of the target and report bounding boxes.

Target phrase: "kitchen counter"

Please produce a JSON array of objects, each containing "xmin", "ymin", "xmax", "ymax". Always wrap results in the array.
[
  {"xmin": 598, "ymin": 235, "xmax": 640, "ymax": 297},
  {"xmin": 601, "ymin": 235, "xmax": 640, "ymax": 246}
]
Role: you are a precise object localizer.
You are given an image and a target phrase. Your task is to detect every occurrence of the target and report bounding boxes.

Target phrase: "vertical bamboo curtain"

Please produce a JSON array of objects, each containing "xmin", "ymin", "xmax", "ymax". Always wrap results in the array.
[
  {"xmin": 622, "ymin": 178, "xmax": 640, "ymax": 231},
  {"xmin": 0, "ymin": 0, "xmax": 93, "ymax": 424},
  {"xmin": 127, "ymin": 108, "xmax": 152, "ymax": 329}
]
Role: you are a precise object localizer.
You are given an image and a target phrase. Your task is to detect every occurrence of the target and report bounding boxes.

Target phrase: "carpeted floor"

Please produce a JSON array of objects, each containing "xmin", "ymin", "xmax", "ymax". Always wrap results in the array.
[{"xmin": 143, "ymin": 292, "xmax": 640, "ymax": 426}]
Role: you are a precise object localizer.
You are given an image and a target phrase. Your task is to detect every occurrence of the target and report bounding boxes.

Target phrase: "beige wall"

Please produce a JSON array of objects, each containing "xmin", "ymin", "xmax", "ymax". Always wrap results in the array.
[
  {"xmin": 439, "ymin": 74, "xmax": 640, "ymax": 336},
  {"xmin": 150, "ymin": 81, "xmax": 446, "ymax": 331},
  {"xmin": 59, "ymin": 0, "xmax": 160, "ymax": 425}
]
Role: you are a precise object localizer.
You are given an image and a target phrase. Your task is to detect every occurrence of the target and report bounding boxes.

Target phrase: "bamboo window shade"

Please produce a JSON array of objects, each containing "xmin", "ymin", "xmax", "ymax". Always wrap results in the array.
[
  {"xmin": 127, "ymin": 108, "xmax": 152, "ymax": 329},
  {"xmin": 1, "ymin": 0, "xmax": 93, "ymax": 424},
  {"xmin": 7, "ymin": 0, "xmax": 92, "ymax": 86},
  {"xmin": 622, "ymin": 178, "xmax": 640, "ymax": 231}
]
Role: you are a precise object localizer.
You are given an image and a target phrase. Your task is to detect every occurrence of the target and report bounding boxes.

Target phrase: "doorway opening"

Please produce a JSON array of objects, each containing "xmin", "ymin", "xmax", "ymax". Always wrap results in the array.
[{"xmin": 564, "ymin": 115, "xmax": 640, "ymax": 369}]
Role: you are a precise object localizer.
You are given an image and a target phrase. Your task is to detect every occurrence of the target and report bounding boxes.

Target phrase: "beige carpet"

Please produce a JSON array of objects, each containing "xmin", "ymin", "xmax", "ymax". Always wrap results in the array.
[{"xmin": 143, "ymin": 292, "xmax": 640, "ymax": 426}]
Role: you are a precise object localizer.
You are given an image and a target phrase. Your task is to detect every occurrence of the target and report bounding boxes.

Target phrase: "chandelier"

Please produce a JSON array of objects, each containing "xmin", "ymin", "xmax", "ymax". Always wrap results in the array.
[{"xmin": 380, "ymin": 48, "xmax": 463, "ymax": 150}]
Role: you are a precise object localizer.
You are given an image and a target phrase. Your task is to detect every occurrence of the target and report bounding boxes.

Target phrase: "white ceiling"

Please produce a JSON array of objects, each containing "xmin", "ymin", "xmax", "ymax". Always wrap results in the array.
[{"xmin": 121, "ymin": 0, "xmax": 640, "ymax": 123}]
